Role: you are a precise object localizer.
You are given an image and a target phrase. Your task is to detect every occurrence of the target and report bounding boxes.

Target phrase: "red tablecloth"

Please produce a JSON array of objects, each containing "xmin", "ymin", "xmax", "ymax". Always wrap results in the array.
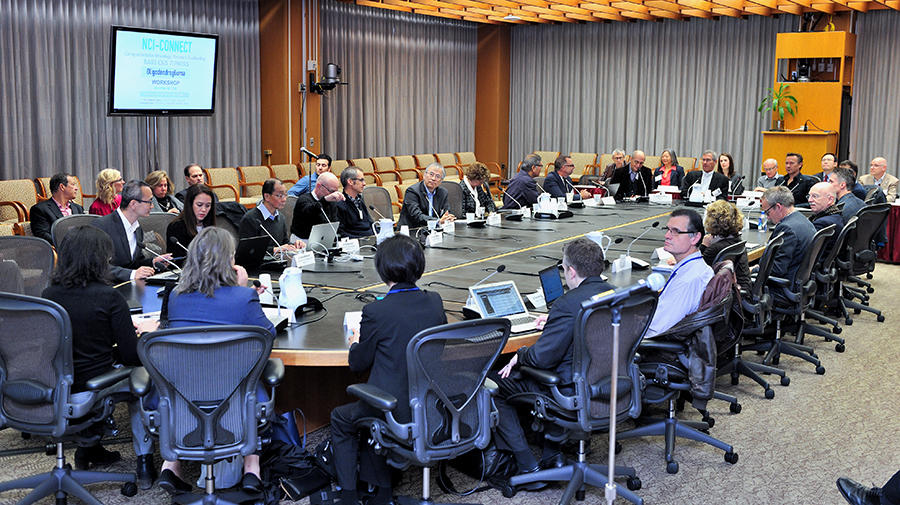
[{"xmin": 877, "ymin": 204, "xmax": 900, "ymax": 263}]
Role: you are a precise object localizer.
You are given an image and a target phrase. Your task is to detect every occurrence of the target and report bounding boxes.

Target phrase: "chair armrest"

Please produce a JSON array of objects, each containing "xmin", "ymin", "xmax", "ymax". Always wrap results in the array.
[
  {"xmin": 0, "ymin": 201, "xmax": 25, "ymax": 221},
  {"xmin": 767, "ymin": 276, "xmax": 790, "ymax": 288},
  {"xmin": 518, "ymin": 366, "xmax": 560, "ymax": 386},
  {"xmin": 262, "ymin": 358, "xmax": 284, "ymax": 387},
  {"xmin": 483, "ymin": 378, "xmax": 499, "ymax": 396},
  {"xmin": 638, "ymin": 340, "xmax": 685, "ymax": 353},
  {"xmin": 85, "ymin": 366, "xmax": 133, "ymax": 391},
  {"xmin": 129, "ymin": 367, "xmax": 152, "ymax": 397},
  {"xmin": 347, "ymin": 383, "xmax": 397, "ymax": 412},
  {"xmin": 208, "ymin": 184, "xmax": 239, "ymax": 200},
  {"xmin": 81, "ymin": 192, "xmax": 96, "ymax": 199},
  {"xmin": 590, "ymin": 376, "xmax": 632, "ymax": 401}
]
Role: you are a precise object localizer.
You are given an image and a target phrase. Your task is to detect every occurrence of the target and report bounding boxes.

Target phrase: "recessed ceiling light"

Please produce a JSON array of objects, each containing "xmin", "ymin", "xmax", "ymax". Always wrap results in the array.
[{"xmin": 503, "ymin": 14, "xmax": 521, "ymax": 20}]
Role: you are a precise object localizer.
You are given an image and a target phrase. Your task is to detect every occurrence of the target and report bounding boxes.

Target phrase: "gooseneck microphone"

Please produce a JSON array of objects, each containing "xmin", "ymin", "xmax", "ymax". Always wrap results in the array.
[
  {"xmin": 169, "ymin": 236, "xmax": 190, "ymax": 255},
  {"xmin": 138, "ymin": 242, "xmax": 181, "ymax": 272},
  {"xmin": 368, "ymin": 204, "xmax": 388, "ymax": 221},
  {"xmin": 320, "ymin": 203, "xmax": 339, "ymax": 239},
  {"xmin": 728, "ymin": 174, "xmax": 746, "ymax": 199},
  {"xmin": 300, "ymin": 147, "xmax": 319, "ymax": 159},
  {"xmin": 583, "ymin": 273, "xmax": 666, "ymax": 308},
  {"xmin": 473, "ymin": 264, "xmax": 506, "ymax": 287},
  {"xmin": 626, "ymin": 221, "xmax": 660, "ymax": 259},
  {"xmin": 499, "ymin": 186, "xmax": 525, "ymax": 209},
  {"xmin": 259, "ymin": 222, "xmax": 283, "ymax": 250}
]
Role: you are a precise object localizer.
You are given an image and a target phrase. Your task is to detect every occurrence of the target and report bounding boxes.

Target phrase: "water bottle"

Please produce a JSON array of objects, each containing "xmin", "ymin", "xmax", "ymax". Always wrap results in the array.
[{"xmin": 757, "ymin": 213, "xmax": 767, "ymax": 232}]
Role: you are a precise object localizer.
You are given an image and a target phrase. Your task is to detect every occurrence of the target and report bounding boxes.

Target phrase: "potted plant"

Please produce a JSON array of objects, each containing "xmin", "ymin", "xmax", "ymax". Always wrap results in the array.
[{"xmin": 758, "ymin": 83, "xmax": 797, "ymax": 131}]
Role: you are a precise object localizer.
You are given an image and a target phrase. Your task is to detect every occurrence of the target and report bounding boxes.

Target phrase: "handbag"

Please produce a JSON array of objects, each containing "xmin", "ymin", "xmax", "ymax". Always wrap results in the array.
[
  {"xmin": 271, "ymin": 408, "xmax": 307, "ymax": 449},
  {"xmin": 436, "ymin": 442, "xmax": 517, "ymax": 498}
]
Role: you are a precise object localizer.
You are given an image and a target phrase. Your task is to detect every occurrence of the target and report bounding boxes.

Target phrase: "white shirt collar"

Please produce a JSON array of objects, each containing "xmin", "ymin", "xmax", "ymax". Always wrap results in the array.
[{"xmin": 258, "ymin": 203, "xmax": 279, "ymax": 220}]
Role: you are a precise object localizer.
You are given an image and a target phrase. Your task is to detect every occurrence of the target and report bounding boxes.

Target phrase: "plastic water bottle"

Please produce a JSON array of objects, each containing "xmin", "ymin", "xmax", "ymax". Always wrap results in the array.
[{"xmin": 758, "ymin": 213, "xmax": 768, "ymax": 232}]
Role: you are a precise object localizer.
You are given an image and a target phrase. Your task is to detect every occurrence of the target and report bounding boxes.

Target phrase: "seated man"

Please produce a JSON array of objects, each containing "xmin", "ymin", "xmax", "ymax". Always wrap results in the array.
[
  {"xmin": 645, "ymin": 208, "xmax": 713, "ymax": 337},
  {"xmin": 775, "ymin": 152, "xmax": 816, "ymax": 206},
  {"xmin": 837, "ymin": 469, "xmax": 900, "ymax": 505},
  {"xmin": 612, "ymin": 150, "xmax": 654, "ymax": 198},
  {"xmin": 761, "ymin": 186, "xmax": 815, "ymax": 284},
  {"xmin": 92, "ymin": 180, "xmax": 173, "ymax": 282},
  {"xmin": 30, "ymin": 172, "xmax": 84, "ymax": 245},
  {"xmin": 290, "ymin": 172, "xmax": 344, "ymax": 239},
  {"xmin": 838, "ymin": 160, "xmax": 869, "ymax": 200},
  {"xmin": 543, "ymin": 155, "xmax": 591, "ymax": 200},
  {"xmin": 289, "ymin": 154, "xmax": 332, "ymax": 197},
  {"xmin": 492, "ymin": 238, "xmax": 614, "ymax": 477},
  {"xmin": 859, "ymin": 157, "xmax": 898, "ymax": 203},
  {"xmin": 502, "ymin": 154, "xmax": 541, "ymax": 209},
  {"xmin": 238, "ymin": 178, "xmax": 304, "ymax": 260},
  {"xmin": 398, "ymin": 163, "xmax": 456, "ymax": 228},
  {"xmin": 807, "ymin": 181, "xmax": 844, "ymax": 259},
  {"xmin": 599, "ymin": 149, "xmax": 626, "ymax": 184},
  {"xmin": 681, "ymin": 150, "xmax": 730, "ymax": 201},
  {"xmin": 829, "ymin": 166, "xmax": 866, "ymax": 223},
  {"xmin": 814, "ymin": 153, "xmax": 837, "ymax": 184},
  {"xmin": 754, "ymin": 158, "xmax": 780, "ymax": 192},
  {"xmin": 174, "ymin": 163, "xmax": 215, "ymax": 203},
  {"xmin": 336, "ymin": 166, "xmax": 374, "ymax": 238}
]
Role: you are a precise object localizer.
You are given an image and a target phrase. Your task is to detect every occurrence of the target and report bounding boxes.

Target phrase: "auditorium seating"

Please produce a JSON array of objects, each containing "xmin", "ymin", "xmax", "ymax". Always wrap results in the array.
[
  {"xmin": 644, "ymin": 155, "xmax": 661, "ymax": 171},
  {"xmin": 0, "ymin": 179, "xmax": 38, "ymax": 223},
  {"xmin": 434, "ymin": 153, "xmax": 462, "ymax": 181},
  {"xmin": 271, "ymin": 163, "xmax": 300, "ymax": 188},
  {"xmin": 569, "ymin": 152, "xmax": 598, "ymax": 183},
  {"xmin": 203, "ymin": 167, "xmax": 241, "ymax": 203},
  {"xmin": 331, "ymin": 159, "xmax": 350, "ymax": 178},
  {"xmin": 238, "ymin": 165, "xmax": 272, "ymax": 198}
]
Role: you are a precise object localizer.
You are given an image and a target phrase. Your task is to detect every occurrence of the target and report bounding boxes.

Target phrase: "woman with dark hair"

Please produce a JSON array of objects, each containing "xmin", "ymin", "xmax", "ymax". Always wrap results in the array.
[
  {"xmin": 460, "ymin": 162, "xmax": 497, "ymax": 215},
  {"xmin": 331, "ymin": 234, "xmax": 447, "ymax": 505},
  {"xmin": 145, "ymin": 170, "xmax": 183, "ymax": 214},
  {"xmin": 717, "ymin": 153, "xmax": 744, "ymax": 195},
  {"xmin": 158, "ymin": 226, "xmax": 273, "ymax": 495},
  {"xmin": 165, "ymin": 183, "xmax": 216, "ymax": 254},
  {"xmin": 700, "ymin": 200, "xmax": 751, "ymax": 291},
  {"xmin": 653, "ymin": 149, "xmax": 684, "ymax": 189},
  {"xmin": 41, "ymin": 226, "xmax": 159, "ymax": 485}
]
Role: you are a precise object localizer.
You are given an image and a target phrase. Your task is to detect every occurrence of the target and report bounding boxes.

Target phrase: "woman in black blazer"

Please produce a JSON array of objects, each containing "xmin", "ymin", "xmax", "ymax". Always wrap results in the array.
[
  {"xmin": 165, "ymin": 184, "xmax": 216, "ymax": 255},
  {"xmin": 652, "ymin": 149, "xmax": 685, "ymax": 189},
  {"xmin": 331, "ymin": 235, "xmax": 447, "ymax": 505}
]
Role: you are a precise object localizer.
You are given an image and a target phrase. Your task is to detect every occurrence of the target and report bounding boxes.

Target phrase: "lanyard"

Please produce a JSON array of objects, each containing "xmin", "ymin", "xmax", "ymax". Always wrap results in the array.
[
  {"xmin": 662, "ymin": 255, "xmax": 703, "ymax": 292},
  {"xmin": 377, "ymin": 287, "xmax": 421, "ymax": 300}
]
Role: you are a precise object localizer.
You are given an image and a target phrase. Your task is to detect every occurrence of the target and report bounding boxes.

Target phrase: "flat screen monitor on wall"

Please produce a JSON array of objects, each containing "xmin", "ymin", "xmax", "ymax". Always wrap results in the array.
[{"xmin": 107, "ymin": 26, "xmax": 219, "ymax": 116}]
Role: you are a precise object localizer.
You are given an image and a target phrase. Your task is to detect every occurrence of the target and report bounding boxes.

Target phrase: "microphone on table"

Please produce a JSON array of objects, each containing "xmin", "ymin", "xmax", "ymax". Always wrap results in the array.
[
  {"xmin": 535, "ymin": 180, "xmax": 548, "ymax": 194},
  {"xmin": 611, "ymin": 221, "xmax": 659, "ymax": 272},
  {"xmin": 582, "ymin": 273, "xmax": 666, "ymax": 308},
  {"xmin": 473, "ymin": 264, "xmax": 506, "ymax": 287},
  {"xmin": 463, "ymin": 265, "xmax": 507, "ymax": 319},
  {"xmin": 728, "ymin": 175, "xmax": 746, "ymax": 199},
  {"xmin": 498, "ymin": 187, "xmax": 525, "ymax": 221},
  {"xmin": 320, "ymin": 204, "xmax": 339, "ymax": 240},
  {"xmin": 139, "ymin": 242, "xmax": 182, "ymax": 272},
  {"xmin": 168, "ymin": 236, "xmax": 190, "ymax": 255},
  {"xmin": 300, "ymin": 147, "xmax": 319, "ymax": 159},
  {"xmin": 368, "ymin": 205, "xmax": 388, "ymax": 221}
]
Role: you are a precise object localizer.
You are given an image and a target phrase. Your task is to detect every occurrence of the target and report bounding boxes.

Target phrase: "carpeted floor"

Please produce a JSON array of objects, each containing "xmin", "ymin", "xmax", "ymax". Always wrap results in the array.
[{"xmin": 2, "ymin": 263, "xmax": 899, "ymax": 505}]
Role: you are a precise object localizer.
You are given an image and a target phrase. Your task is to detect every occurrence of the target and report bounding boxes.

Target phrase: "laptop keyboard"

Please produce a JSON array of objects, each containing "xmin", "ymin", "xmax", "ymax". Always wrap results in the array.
[{"xmin": 509, "ymin": 315, "xmax": 537, "ymax": 326}]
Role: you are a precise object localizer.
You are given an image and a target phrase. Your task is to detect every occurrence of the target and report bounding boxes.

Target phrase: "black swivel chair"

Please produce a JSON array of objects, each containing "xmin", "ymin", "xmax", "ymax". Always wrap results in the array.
[
  {"xmin": 837, "ymin": 203, "xmax": 890, "ymax": 323},
  {"xmin": 50, "ymin": 214, "xmax": 99, "ymax": 247},
  {"xmin": 348, "ymin": 319, "xmax": 509, "ymax": 505},
  {"xmin": 0, "ymin": 293, "xmax": 138, "ymax": 505},
  {"xmin": 804, "ymin": 217, "xmax": 858, "ymax": 352},
  {"xmin": 440, "ymin": 181, "xmax": 464, "ymax": 218},
  {"xmin": 507, "ymin": 291, "xmax": 657, "ymax": 505},
  {"xmin": 130, "ymin": 325, "xmax": 284, "ymax": 505},
  {"xmin": 0, "ymin": 236, "xmax": 55, "ymax": 296}
]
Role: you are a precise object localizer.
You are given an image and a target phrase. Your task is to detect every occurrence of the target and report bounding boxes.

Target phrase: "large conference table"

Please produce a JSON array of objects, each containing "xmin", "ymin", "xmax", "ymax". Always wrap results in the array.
[{"xmin": 125, "ymin": 201, "xmax": 771, "ymax": 428}]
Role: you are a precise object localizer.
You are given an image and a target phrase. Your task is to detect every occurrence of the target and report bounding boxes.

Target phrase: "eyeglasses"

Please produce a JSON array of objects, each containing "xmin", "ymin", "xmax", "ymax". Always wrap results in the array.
[
  {"xmin": 350, "ymin": 177, "xmax": 365, "ymax": 182},
  {"xmin": 425, "ymin": 172, "xmax": 443, "ymax": 179},
  {"xmin": 139, "ymin": 199, "xmax": 153, "ymax": 204},
  {"xmin": 760, "ymin": 204, "xmax": 777, "ymax": 215},
  {"xmin": 662, "ymin": 226, "xmax": 697, "ymax": 235},
  {"xmin": 271, "ymin": 192, "xmax": 288, "ymax": 199}
]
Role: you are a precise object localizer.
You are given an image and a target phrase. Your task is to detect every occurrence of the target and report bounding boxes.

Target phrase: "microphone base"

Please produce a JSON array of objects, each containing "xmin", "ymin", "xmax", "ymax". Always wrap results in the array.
[
  {"xmin": 630, "ymin": 257, "xmax": 651, "ymax": 270},
  {"xmin": 505, "ymin": 213, "xmax": 524, "ymax": 222}
]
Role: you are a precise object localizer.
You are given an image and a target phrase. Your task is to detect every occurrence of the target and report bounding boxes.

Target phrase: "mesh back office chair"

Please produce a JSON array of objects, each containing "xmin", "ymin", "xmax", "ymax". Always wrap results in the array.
[
  {"xmin": 283, "ymin": 196, "xmax": 298, "ymax": 235},
  {"xmin": 130, "ymin": 325, "xmax": 283, "ymax": 505},
  {"xmin": 138, "ymin": 212, "xmax": 177, "ymax": 257},
  {"xmin": 363, "ymin": 186, "xmax": 393, "ymax": 224},
  {"xmin": 839, "ymin": 204, "xmax": 890, "ymax": 323},
  {"xmin": 0, "ymin": 293, "xmax": 137, "ymax": 504},
  {"xmin": 804, "ymin": 217, "xmax": 858, "ymax": 351},
  {"xmin": 0, "ymin": 236, "xmax": 54, "ymax": 296},
  {"xmin": 508, "ymin": 292, "xmax": 657, "ymax": 505},
  {"xmin": 349, "ymin": 319, "xmax": 509, "ymax": 505},
  {"xmin": 50, "ymin": 214, "xmax": 99, "ymax": 247},
  {"xmin": 440, "ymin": 181, "xmax": 464, "ymax": 218}
]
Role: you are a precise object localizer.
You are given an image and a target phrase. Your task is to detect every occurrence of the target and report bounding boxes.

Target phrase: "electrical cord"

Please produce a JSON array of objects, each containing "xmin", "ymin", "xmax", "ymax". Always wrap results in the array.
[{"xmin": 424, "ymin": 281, "xmax": 469, "ymax": 291}]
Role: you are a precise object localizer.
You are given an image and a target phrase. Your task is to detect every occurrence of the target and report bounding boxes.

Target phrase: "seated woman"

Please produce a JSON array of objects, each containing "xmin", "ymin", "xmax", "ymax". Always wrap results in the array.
[
  {"xmin": 159, "ymin": 226, "xmax": 274, "ymax": 495},
  {"xmin": 717, "ymin": 153, "xmax": 744, "ymax": 195},
  {"xmin": 89, "ymin": 168, "xmax": 124, "ymax": 216},
  {"xmin": 41, "ymin": 226, "xmax": 159, "ymax": 488},
  {"xmin": 653, "ymin": 149, "xmax": 684, "ymax": 189},
  {"xmin": 166, "ymin": 183, "xmax": 216, "ymax": 255},
  {"xmin": 331, "ymin": 234, "xmax": 447, "ymax": 505},
  {"xmin": 700, "ymin": 200, "xmax": 751, "ymax": 292},
  {"xmin": 145, "ymin": 170, "xmax": 183, "ymax": 214},
  {"xmin": 459, "ymin": 162, "xmax": 497, "ymax": 216}
]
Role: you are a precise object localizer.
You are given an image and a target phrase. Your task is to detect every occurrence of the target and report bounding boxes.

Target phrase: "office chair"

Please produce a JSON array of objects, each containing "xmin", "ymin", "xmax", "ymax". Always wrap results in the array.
[
  {"xmin": 507, "ymin": 291, "xmax": 657, "ymax": 505},
  {"xmin": 837, "ymin": 204, "xmax": 889, "ymax": 322},
  {"xmin": 0, "ymin": 292, "xmax": 137, "ymax": 505},
  {"xmin": 440, "ymin": 181, "xmax": 464, "ymax": 218},
  {"xmin": 130, "ymin": 325, "xmax": 284, "ymax": 505},
  {"xmin": 49, "ymin": 214, "xmax": 99, "ymax": 247},
  {"xmin": 804, "ymin": 217, "xmax": 858, "ymax": 352},
  {"xmin": 137, "ymin": 212, "xmax": 177, "ymax": 256},
  {"xmin": 618, "ymin": 265, "xmax": 741, "ymax": 474},
  {"xmin": 0, "ymin": 236, "xmax": 54, "ymax": 296},
  {"xmin": 348, "ymin": 319, "xmax": 509, "ymax": 505}
]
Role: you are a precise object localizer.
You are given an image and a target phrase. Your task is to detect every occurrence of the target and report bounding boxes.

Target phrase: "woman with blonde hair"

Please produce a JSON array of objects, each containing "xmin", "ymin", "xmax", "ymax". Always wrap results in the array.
[
  {"xmin": 700, "ymin": 199, "xmax": 751, "ymax": 291},
  {"xmin": 145, "ymin": 170, "xmax": 183, "ymax": 214},
  {"xmin": 88, "ymin": 168, "xmax": 124, "ymax": 216}
]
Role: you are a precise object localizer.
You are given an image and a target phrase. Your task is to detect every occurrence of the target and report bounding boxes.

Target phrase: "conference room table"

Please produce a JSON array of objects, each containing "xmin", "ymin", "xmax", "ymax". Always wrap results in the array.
[{"xmin": 123, "ymin": 201, "xmax": 771, "ymax": 429}]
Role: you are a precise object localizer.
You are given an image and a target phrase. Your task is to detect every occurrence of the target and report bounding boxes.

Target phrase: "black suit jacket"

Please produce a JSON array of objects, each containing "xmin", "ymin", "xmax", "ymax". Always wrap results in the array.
[
  {"xmin": 291, "ymin": 193, "xmax": 340, "ymax": 239},
  {"xmin": 543, "ymin": 171, "xmax": 579, "ymax": 199},
  {"xmin": 349, "ymin": 283, "xmax": 446, "ymax": 423},
  {"xmin": 29, "ymin": 198, "xmax": 84, "ymax": 245},
  {"xmin": 516, "ymin": 276, "xmax": 613, "ymax": 384},
  {"xmin": 92, "ymin": 211, "xmax": 152, "ymax": 282},
  {"xmin": 398, "ymin": 181, "xmax": 449, "ymax": 228},
  {"xmin": 771, "ymin": 210, "xmax": 816, "ymax": 282},
  {"xmin": 680, "ymin": 170, "xmax": 730, "ymax": 200},
  {"xmin": 611, "ymin": 166, "xmax": 654, "ymax": 198},
  {"xmin": 336, "ymin": 192, "xmax": 374, "ymax": 238},
  {"xmin": 775, "ymin": 173, "xmax": 816, "ymax": 205}
]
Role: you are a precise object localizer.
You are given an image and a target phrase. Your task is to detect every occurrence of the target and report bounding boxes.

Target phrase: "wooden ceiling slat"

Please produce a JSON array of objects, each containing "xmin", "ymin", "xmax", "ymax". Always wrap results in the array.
[
  {"xmin": 487, "ymin": 13, "xmax": 530, "ymax": 20},
  {"xmin": 677, "ymin": 0, "xmax": 715, "ymax": 10},
  {"xmin": 383, "ymin": 0, "xmax": 440, "ymax": 10},
  {"xmin": 564, "ymin": 11, "xmax": 604, "ymax": 18},
  {"xmin": 464, "ymin": 14, "xmax": 501, "ymax": 21},
  {"xmin": 743, "ymin": 4, "xmax": 774, "ymax": 13},
  {"xmin": 711, "ymin": 5, "xmax": 744, "ymax": 14},
  {"xmin": 745, "ymin": 0, "xmax": 777, "ymax": 8},
  {"xmin": 517, "ymin": 0, "xmax": 551, "ymax": 6},
  {"xmin": 551, "ymin": 3, "xmax": 594, "ymax": 13},
  {"xmin": 644, "ymin": 1, "xmax": 683, "ymax": 11},
  {"xmin": 440, "ymin": 6, "xmax": 479, "ymax": 15},
  {"xmin": 467, "ymin": 6, "xmax": 500, "ymax": 14},
  {"xmin": 680, "ymin": 7, "xmax": 715, "ymax": 15},
  {"xmin": 416, "ymin": 0, "xmax": 466, "ymax": 7},
  {"xmin": 521, "ymin": 4, "xmax": 561, "ymax": 13},
  {"xmin": 590, "ymin": 9, "xmax": 629, "ymax": 18},
  {"xmin": 612, "ymin": 1, "xmax": 653, "ymax": 12},
  {"xmin": 415, "ymin": 7, "xmax": 463, "ymax": 16},
  {"xmin": 475, "ymin": 0, "xmax": 520, "ymax": 9},
  {"xmin": 538, "ymin": 11, "xmax": 577, "ymax": 19},
  {"xmin": 650, "ymin": 8, "xmax": 684, "ymax": 16},
  {"xmin": 582, "ymin": 2, "xmax": 626, "ymax": 13},
  {"xmin": 773, "ymin": 0, "xmax": 804, "ymax": 13},
  {"xmin": 710, "ymin": 0, "xmax": 746, "ymax": 9},
  {"xmin": 359, "ymin": 0, "xmax": 414, "ymax": 11},
  {"xmin": 809, "ymin": 1, "xmax": 837, "ymax": 11},
  {"xmin": 448, "ymin": 0, "xmax": 495, "ymax": 8},
  {"xmin": 847, "ymin": 1, "xmax": 870, "ymax": 10},
  {"xmin": 621, "ymin": 9, "xmax": 658, "ymax": 17}
]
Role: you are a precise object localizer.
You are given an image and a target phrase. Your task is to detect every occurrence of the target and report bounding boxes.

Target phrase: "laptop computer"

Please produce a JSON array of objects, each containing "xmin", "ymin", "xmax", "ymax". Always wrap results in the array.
[
  {"xmin": 306, "ymin": 223, "xmax": 338, "ymax": 256},
  {"xmin": 236, "ymin": 235, "xmax": 274, "ymax": 269},
  {"xmin": 468, "ymin": 280, "xmax": 539, "ymax": 333},
  {"xmin": 538, "ymin": 265, "xmax": 565, "ymax": 308}
]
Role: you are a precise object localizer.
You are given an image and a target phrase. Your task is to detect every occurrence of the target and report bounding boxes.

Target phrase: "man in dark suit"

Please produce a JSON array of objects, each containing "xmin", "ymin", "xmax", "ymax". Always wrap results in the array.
[
  {"xmin": 336, "ymin": 166, "xmax": 374, "ymax": 238},
  {"xmin": 398, "ymin": 163, "xmax": 456, "ymax": 228},
  {"xmin": 174, "ymin": 163, "xmax": 214, "ymax": 203},
  {"xmin": 761, "ymin": 186, "xmax": 816, "ymax": 284},
  {"xmin": 807, "ymin": 181, "xmax": 844, "ymax": 258},
  {"xmin": 92, "ymin": 180, "xmax": 172, "ymax": 282},
  {"xmin": 238, "ymin": 178, "xmax": 304, "ymax": 265},
  {"xmin": 680, "ymin": 150, "xmax": 730, "ymax": 200},
  {"xmin": 775, "ymin": 152, "xmax": 816, "ymax": 206},
  {"xmin": 502, "ymin": 154, "xmax": 542, "ymax": 209},
  {"xmin": 544, "ymin": 155, "xmax": 591, "ymax": 200},
  {"xmin": 830, "ymin": 166, "xmax": 866, "ymax": 223},
  {"xmin": 491, "ymin": 238, "xmax": 614, "ymax": 477},
  {"xmin": 612, "ymin": 150, "xmax": 654, "ymax": 198},
  {"xmin": 290, "ymin": 172, "xmax": 344, "ymax": 239},
  {"xmin": 30, "ymin": 172, "xmax": 84, "ymax": 245}
]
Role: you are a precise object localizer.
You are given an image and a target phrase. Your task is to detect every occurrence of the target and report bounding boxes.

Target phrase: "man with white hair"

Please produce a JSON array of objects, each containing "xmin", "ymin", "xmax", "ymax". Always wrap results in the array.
[
  {"xmin": 399, "ymin": 163, "xmax": 456, "ymax": 227},
  {"xmin": 807, "ymin": 181, "xmax": 844, "ymax": 256},
  {"xmin": 755, "ymin": 159, "xmax": 780, "ymax": 191},
  {"xmin": 611, "ymin": 150, "xmax": 654, "ymax": 198},
  {"xmin": 599, "ymin": 148, "xmax": 626, "ymax": 184},
  {"xmin": 859, "ymin": 157, "xmax": 898, "ymax": 203}
]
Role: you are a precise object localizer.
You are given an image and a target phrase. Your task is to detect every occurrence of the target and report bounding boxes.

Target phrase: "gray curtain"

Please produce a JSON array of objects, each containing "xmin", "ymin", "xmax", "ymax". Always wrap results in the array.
[
  {"xmin": 320, "ymin": 0, "xmax": 477, "ymax": 160},
  {"xmin": 0, "ymin": 0, "xmax": 260, "ymax": 191},
  {"xmin": 509, "ymin": 15, "xmax": 796, "ymax": 178},
  {"xmin": 849, "ymin": 10, "xmax": 900, "ymax": 175}
]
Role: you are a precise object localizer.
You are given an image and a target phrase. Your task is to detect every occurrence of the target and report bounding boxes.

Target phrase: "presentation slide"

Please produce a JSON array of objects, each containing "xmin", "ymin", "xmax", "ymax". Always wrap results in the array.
[{"xmin": 111, "ymin": 29, "xmax": 217, "ymax": 112}]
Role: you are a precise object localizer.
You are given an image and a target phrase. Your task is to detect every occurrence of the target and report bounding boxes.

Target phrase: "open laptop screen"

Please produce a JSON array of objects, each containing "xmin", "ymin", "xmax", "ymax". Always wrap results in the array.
[
  {"xmin": 539, "ymin": 265, "xmax": 565, "ymax": 305},
  {"xmin": 470, "ymin": 282, "xmax": 527, "ymax": 318}
]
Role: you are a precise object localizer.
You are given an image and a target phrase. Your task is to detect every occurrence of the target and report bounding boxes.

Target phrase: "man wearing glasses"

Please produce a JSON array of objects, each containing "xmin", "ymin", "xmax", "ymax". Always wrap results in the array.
[
  {"xmin": 613, "ymin": 150, "xmax": 655, "ymax": 198},
  {"xmin": 398, "ymin": 163, "xmax": 456, "ymax": 228},
  {"xmin": 645, "ymin": 208, "xmax": 713, "ymax": 337},
  {"xmin": 544, "ymin": 155, "xmax": 591, "ymax": 200},
  {"xmin": 239, "ymin": 178, "xmax": 306, "ymax": 257},
  {"xmin": 291, "ymin": 172, "xmax": 345, "ymax": 240},
  {"xmin": 336, "ymin": 167, "xmax": 374, "ymax": 238},
  {"xmin": 92, "ymin": 180, "xmax": 173, "ymax": 281},
  {"xmin": 760, "ymin": 186, "xmax": 815, "ymax": 285}
]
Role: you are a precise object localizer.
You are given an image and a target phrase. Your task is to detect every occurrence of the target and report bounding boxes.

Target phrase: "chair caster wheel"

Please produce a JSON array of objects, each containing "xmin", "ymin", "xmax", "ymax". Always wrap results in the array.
[
  {"xmin": 845, "ymin": 318, "xmax": 853, "ymax": 325},
  {"xmin": 666, "ymin": 461, "xmax": 679, "ymax": 474},
  {"xmin": 575, "ymin": 489, "xmax": 586, "ymax": 501},
  {"xmin": 835, "ymin": 343, "xmax": 845, "ymax": 353},
  {"xmin": 764, "ymin": 388, "xmax": 775, "ymax": 399},
  {"xmin": 615, "ymin": 441, "xmax": 622, "ymax": 454},
  {"xmin": 780, "ymin": 376, "xmax": 790, "ymax": 386},
  {"xmin": 877, "ymin": 315, "xmax": 885, "ymax": 322},
  {"xmin": 867, "ymin": 287, "xmax": 874, "ymax": 293},
  {"xmin": 730, "ymin": 375, "xmax": 739, "ymax": 385},
  {"xmin": 121, "ymin": 482, "xmax": 138, "ymax": 497},
  {"xmin": 832, "ymin": 326, "xmax": 842, "ymax": 334},
  {"xmin": 701, "ymin": 413, "xmax": 715, "ymax": 428},
  {"xmin": 730, "ymin": 402, "xmax": 742, "ymax": 414},
  {"xmin": 627, "ymin": 477, "xmax": 642, "ymax": 491},
  {"xmin": 501, "ymin": 485, "xmax": 516, "ymax": 498},
  {"xmin": 854, "ymin": 309, "xmax": 861, "ymax": 315},
  {"xmin": 816, "ymin": 365, "xmax": 826, "ymax": 375},
  {"xmin": 56, "ymin": 497, "xmax": 67, "ymax": 505},
  {"xmin": 724, "ymin": 451, "xmax": 739, "ymax": 464},
  {"xmin": 45, "ymin": 443, "xmax": 55, "ymax": 456}
]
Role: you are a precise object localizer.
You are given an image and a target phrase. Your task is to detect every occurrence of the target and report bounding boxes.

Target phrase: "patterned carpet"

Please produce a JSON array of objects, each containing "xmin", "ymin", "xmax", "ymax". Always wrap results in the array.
[{"xmin": 2, "ymin": 264, "xmax": 899, "ymax": 505}]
